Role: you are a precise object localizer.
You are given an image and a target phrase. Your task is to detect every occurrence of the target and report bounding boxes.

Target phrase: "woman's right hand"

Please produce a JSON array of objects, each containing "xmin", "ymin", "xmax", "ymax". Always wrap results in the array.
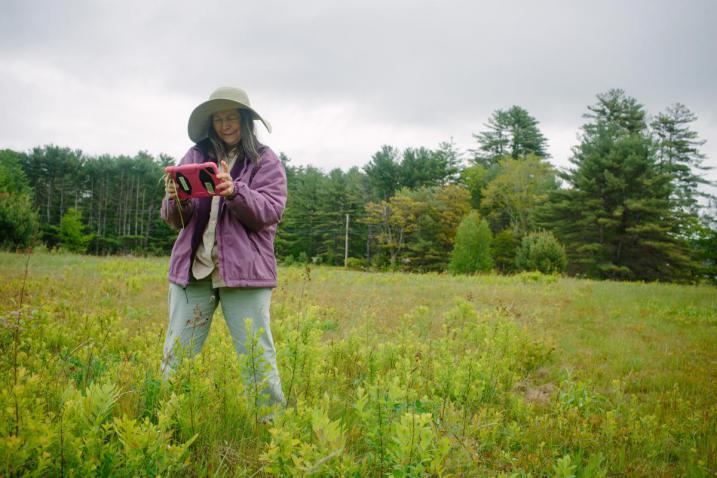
[{"xmin": 164, "ymin": 174, "xmax": 179, "ymax": 200}]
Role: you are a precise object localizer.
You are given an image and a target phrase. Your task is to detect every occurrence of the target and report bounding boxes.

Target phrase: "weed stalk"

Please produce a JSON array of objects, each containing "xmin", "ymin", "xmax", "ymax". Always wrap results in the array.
[{"xmin": 11, "ymin": 253, "xmax": 31, "ymax": 436}]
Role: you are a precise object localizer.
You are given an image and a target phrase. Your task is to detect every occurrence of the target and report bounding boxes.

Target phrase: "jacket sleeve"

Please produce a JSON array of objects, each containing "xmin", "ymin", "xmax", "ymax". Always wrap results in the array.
[
  {"xmin": 225, "ymin": 150, "xmax": 287, "ymax": 232},
  {"xmin": 160, "ymin": 148, "xmax": 199, "ymax": 230}
]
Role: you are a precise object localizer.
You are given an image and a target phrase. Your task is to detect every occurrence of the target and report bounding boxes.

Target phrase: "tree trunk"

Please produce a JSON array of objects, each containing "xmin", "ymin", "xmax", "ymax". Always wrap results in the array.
[
  {"xmin": 46, "ymin": 180, "xmax": 52, "ymax": 223},
  {"xmin": 117, "ymin": 172, "xmax": 124, "ymax": 236},
  {"xmin": 59, "ymin": 179, "xmax": 64, "ymax": 222},
  {"xmin": 135, "ymin": 176, "xmax": 140, "ymax": 235}
]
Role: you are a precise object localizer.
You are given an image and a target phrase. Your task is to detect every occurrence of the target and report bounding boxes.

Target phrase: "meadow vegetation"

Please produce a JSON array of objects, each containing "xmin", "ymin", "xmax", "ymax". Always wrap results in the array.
[{"xmin": 1, "ymin": 252, "xmax": 715, "ymax": 476}]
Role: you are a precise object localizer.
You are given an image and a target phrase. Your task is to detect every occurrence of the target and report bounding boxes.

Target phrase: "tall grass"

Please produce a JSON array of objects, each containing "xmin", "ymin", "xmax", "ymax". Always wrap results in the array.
[{"xmin": 0, "ymin": 252, "xmax": 715, "ymax": 476}]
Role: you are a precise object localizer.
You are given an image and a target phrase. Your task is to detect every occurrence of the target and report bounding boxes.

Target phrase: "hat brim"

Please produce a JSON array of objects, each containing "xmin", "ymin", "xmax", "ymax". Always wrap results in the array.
[{"xmin": 187, "ymin": 98, "xmax": 272, "ymax": 143}]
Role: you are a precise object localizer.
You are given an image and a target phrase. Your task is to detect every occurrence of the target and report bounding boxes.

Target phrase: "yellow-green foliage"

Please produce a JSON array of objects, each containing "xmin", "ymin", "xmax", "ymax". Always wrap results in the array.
[{"xmin": 0, "ymin": 252, "xmax": 716, "ymax": 476}]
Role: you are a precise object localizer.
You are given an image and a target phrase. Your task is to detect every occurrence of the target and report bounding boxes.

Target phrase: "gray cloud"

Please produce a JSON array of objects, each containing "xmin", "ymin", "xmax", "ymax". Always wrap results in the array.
[{"xmin": 1, "ymin": 0, "xmax": 715, "ymax": 188}]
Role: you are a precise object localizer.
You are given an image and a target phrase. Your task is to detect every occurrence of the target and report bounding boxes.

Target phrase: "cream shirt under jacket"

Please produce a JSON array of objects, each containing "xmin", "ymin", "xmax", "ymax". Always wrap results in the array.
[{"xmin": 191, "ymin": 151, "xmax": 238, "ymax": 287}]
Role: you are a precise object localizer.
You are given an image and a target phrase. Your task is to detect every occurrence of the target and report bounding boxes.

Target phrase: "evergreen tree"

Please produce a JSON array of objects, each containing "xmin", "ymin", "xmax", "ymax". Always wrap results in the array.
[
  {"xmin": 59, "ymin": 208, "xmax": 92, "ymax": 253},
  {"xmin": 0, "ymin": 194, "xmax": 38, "ymax": 249},
  {"xmin": 365, "ymin": 143, "xmax": 461, "ymax": 199},
  {"xmin": 318, "ymin": 167, "xmax": 368, "ymax": 265},
  {"xmin": 448, "ymin": 211, "xmax": 493, "ymax": 274},
  {"xmin": 400, "ymin": 141, "xmax": 462, "ymax": 190},
  {"xmin": 276, "ymin": 160, "xmax": 371, "ymax": 265},
  {"xmin": 695, "ymin": 197, "xmax": 717, "ymax": 283},
  {"xmin": 401, "ymin": 147, "xmax": 440, "ymax": 190},
  {"xmin": 471, "ymin": 106, "xmax": 549, "ymax": 167},
  {"xmin": 539, "ymin": 89, "xmax": 696, "ymax": 282},
  {"xmin": 18, "ymin": 146, "xmax": 173, "ymax": 254},
  {"xmin": 651, "ymin": 103, "xmax": 713, "ymax": 216},
  {"xmin": 275, "ymin": 165, "xmax": 328, "ymax": 261},
  {"xmin": 0, "ymin": 150, "xmax": 39, "ymax": 249},
  {"xmin": 20, "ymin": 145, "xmax": 84, "ymax": 227},
  {"xmin": 364, "ymin": 145, "xmax": 402, "ymax": 200},
  {"xmin": 274, "ymin": 153, "xmax": 300, "ymax": 260},
  {"xmin": 434, "ymin": 139, "xmax": 463, "ymax": 184},
  {"xmin": 693, "ymin": 221, "xmax": 717, "ymax": 284},
  {"xmin": 491, "ymin": 229, "xmax": 520, "ymax": 273}
]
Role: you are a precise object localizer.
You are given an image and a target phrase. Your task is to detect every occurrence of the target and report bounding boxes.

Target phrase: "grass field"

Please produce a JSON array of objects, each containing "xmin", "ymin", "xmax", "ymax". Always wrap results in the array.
[{"xmin": 1, "ymin": 252, "xmax": 716, "ymax": 476}]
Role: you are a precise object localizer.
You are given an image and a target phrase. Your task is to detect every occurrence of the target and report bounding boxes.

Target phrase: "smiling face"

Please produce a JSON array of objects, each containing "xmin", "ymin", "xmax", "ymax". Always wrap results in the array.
[{"xmin": 211, "ymin": 109, "xmax": 242, "ymax": 147}]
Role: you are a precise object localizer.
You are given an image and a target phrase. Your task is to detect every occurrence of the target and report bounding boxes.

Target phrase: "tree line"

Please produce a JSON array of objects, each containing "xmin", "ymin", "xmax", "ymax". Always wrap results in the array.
[
  {"xmin": 0, "ymin": 149, "xmax": 177, "ymax": 255},
  {"xmin": 1, "ymin": 88, "xmax": 715, "ymax": 283}
]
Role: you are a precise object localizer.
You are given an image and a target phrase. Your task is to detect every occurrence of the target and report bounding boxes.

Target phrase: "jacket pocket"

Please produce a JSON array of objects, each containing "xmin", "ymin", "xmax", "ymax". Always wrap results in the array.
[{"xmin": 247, "ymin": 232, "xmax": 261, "ymax": 255}]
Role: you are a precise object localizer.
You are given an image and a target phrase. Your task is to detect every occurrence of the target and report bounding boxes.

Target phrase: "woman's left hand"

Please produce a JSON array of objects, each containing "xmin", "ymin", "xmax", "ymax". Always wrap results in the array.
[{"xmin": 215, "ymin": 160, "xmax": 235, "ymax": 197}]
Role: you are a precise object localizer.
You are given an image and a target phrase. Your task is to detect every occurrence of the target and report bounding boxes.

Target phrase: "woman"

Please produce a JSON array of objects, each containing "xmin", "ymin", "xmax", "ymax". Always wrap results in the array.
[{"xmin": 160, "ymin": 86, "xmax": 287, "ymax": 410}]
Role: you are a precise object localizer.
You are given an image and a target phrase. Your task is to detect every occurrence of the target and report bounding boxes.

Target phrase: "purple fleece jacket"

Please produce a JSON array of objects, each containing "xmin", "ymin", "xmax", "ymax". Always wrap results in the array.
[{"xmin": 160, "ymin": 145, "xmax": 287, "ymax": 288}]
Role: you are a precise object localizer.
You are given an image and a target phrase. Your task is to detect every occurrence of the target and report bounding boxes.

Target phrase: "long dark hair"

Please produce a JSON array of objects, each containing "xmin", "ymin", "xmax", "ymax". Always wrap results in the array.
[{"xmin": 198, "ymin": 108, "xmax": 265, "ymax": 165}]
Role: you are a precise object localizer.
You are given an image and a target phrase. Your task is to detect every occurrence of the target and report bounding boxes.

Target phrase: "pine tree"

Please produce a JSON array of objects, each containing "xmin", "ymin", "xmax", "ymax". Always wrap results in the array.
[
  {"xmin": 693, "ymin": 198, "xmax": 717, "ymax": 283},
  {"xmin": 471, "ymin": 106, "xmax": 549, "ymax": 167},
  {"xmin": 539, "ymin": 89, "xmax": 697, "ymax": 282},
  {"xmin": 651, "ymin": 103, "xmax": 713, "ymax": 216},
  {"xmin": 364, "ymin": 145, "xmax": 402, "ymax": 200},
  {"xmin": 434, "ymin": 139, "xmax": 463, "ymax": 184},
  {"xmin": 17, "ymin": 146, "xmax": 174, "ymax": 255},
  {"xmin": 275, "ymin": 165, "xmax": 327, "ymax": 262}
]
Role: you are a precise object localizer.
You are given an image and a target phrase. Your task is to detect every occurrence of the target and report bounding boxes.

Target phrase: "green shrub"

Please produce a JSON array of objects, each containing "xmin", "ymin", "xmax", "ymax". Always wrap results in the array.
[
  {"xmin": 345, "ymin": 257, "xmax": 367, "ymax": 270},
  {"xmin": 297, "ymin": 251, "xmax": 309, "ymax": 264},
  {"xmin": 515, "ymin": 230, "xmax": 567, "ymax": 274},
  {"xmin": 87, "ymin": 234, "xmax": 121, "ymax": 255},
  {"xmin": 512, "ymin": 270, "xmax": 558, "ymax": 284}
]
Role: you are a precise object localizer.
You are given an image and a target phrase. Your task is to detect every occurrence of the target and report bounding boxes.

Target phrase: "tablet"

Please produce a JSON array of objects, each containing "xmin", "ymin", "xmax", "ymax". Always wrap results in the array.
[{"xmin": 165, "ymin": 163, "xmax": 221, "ymax": 200}]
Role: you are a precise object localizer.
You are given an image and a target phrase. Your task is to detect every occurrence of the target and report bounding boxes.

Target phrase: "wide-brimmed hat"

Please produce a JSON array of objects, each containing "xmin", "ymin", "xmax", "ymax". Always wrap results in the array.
[{"xmin": 187, "ymin": 86, "xmax": 272, "ymax": 143}]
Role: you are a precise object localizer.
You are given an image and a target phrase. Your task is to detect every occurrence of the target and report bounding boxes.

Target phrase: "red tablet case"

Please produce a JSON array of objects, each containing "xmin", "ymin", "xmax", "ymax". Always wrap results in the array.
[{"xmin": 165, "ymin": 163, "xmax": 221, "ymax": 200}]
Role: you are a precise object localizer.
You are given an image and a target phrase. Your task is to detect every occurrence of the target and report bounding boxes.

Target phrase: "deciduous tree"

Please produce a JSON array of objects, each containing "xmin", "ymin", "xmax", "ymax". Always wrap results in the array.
[
  {"xmin": 364, "ymin": 191, "xmax": 424, "ymax": 268},
  {"xmin": 480, "ymin": 154, "xmax": 558, "ymax": 235},
  {"xmin": 448, "ymin": 211, "xmax": 493, "ymax": 274}
]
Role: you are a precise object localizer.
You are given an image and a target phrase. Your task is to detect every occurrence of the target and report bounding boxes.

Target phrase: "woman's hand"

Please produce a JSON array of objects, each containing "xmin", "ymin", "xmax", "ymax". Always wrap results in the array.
[
  {"xmin": 215, "ymin": 160, "xmax": 236, "ymax": 198},
  {"xmin": 164, "ymin": 174, "xmax": 179, "ymax": 200}
]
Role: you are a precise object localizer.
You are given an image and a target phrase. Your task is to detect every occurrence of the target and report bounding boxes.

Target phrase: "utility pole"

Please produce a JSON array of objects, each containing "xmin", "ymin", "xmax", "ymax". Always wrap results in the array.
[{"xmin": 344, "ymin": 214, "xmax": 349, "ymax": 267}]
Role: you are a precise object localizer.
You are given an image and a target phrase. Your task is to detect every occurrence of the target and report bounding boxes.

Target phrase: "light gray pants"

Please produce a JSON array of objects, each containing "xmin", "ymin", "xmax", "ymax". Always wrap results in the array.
[{"xmin": 161, "ymin": 279, "xmax": 284, "ymax": 407}]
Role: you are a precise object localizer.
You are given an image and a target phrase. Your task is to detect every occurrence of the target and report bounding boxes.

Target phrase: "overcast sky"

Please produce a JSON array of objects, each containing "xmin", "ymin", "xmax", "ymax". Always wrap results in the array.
[{"xmin": 1, "ymin": 0, "xmax": 716, "ymax": 190}]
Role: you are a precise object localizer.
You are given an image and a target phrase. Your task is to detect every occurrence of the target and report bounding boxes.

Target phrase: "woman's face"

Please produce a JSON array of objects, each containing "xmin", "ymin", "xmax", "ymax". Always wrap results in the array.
[{"xmin": 212, "ymin": 109, "xmax": 241, "ymax": 147}]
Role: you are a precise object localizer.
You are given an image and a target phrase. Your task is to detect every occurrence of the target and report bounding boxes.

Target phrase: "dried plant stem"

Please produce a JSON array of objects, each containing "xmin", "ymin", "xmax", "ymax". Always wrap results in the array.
[
  {"xmin": 59, "ymin": 409, "xmax": 65, "ymax": 477},
  {"xmin": 248, "ymin": 328, "xmax": 260, "ymax": 430},
  {"xmin": 284, "ymin": 265, "xmax": 310, "ymax": 409},
  {"xmin": 461, "ymin": 362, "xmax": 474, "ymax": 439},
  {"xmin": 375, "ymin": 387, "xmax": 385, "ymax": 476},
  {"xmin": 11, "ymin": 253, "xmax": 31, "ymax": 437},
  {"xmin": 187, "ymin": 304, "xmax": 201, "ymax": 437}
]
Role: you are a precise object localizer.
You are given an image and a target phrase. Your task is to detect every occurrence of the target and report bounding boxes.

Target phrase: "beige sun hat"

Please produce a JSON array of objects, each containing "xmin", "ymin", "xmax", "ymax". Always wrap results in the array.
[{"xmin": 187, "ymin": 86, "xmax": 272, "ymax": 143}]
